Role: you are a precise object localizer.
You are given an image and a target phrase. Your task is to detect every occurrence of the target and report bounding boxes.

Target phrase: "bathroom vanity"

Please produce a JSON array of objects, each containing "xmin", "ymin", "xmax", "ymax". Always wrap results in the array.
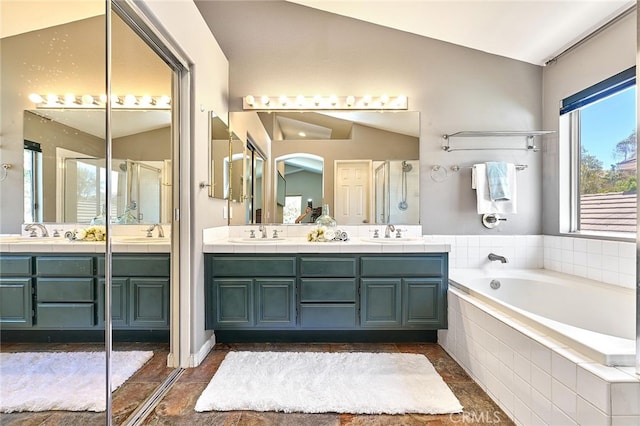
[
  {"xmin": 0, "ymin": 238, "xmax": 170, "ymax": 341},
  {"xmin": 203, "ymin": 227, "xmax": 449, "ymax": 342}
]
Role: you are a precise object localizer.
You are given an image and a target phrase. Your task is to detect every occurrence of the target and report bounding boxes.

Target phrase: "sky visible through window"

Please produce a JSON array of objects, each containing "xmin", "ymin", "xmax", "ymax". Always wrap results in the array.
[{"xmin": 580, "ymin": 86, "xmax": 636, "ymax": 166}]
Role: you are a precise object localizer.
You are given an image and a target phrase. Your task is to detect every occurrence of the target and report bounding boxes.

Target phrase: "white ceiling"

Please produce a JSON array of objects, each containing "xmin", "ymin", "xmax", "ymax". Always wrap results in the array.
[{"xmin": 288, "ymin": 0, "xmax": 635, "ymax": 65}]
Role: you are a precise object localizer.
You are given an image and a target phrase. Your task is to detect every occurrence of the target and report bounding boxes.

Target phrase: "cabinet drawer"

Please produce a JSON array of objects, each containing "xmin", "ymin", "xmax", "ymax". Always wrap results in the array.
[
  {"xmin": 36, "ymin": 278, "xmax": 94, "ymax": 302},
  {"xmin": 300, "ymin": 304, "xmax": 356, "ymax": 328},
  {"xmin": 361, "ymin": 256, "xmax": 444, "ymax": 277},
  {"xmin": 300, "ymin": 279, "xmax": 356, "ymax": 302},
  {"xmin": 36, "ymin": 303, "xmax": 95, "ymax": 327},
  {"xmin": 97, "ymin": 255, "xmax": 170, "ymax": 277},
  {"xmin": 36, "ymin": 256, "xmax": 93, "ymax": 276},
  {"xmin": 213, "ymin": 256, "xmax": 296, "ymax": 277},
  {"xmin": 300, "ymin": 257, "xmax": 356, "ymax": 277},
  {"xmin": 0, "ymin": 256, "xmax": 32, "ymax": 276}
]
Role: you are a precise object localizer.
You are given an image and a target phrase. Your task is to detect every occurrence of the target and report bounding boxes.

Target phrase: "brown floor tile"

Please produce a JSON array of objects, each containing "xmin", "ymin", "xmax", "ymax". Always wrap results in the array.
[{"xmin": 1, "ymin": 342, "xmax": 514, "ymax": 426}]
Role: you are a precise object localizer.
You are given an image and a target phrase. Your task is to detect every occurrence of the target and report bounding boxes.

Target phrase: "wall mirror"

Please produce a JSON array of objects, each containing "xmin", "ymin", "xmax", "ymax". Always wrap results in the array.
[
  {"xmin": 24, "ymin": 109, "xmax": 171, "ymax": 224},
  {"xmin": 208, "ymin": 112, "xmax": 230, "ymax": 199},
  {"xmin": 230, "ymin": 111, "xmax": 420, "ymax": 225}
]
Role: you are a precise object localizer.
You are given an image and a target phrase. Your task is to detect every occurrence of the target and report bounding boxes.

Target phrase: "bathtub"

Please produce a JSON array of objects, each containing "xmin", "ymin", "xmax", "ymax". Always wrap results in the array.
[{"xmin": 448, "ymin": 268, "xmax": 636, "ymax": 367}]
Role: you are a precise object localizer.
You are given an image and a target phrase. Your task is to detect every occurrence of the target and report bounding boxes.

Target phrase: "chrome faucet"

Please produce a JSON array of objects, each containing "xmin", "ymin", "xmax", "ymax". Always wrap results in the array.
[
  {"xmin": 146, "ymin": 223, "xmax": 165, "ymax": 238},
  {"xmin": 24, "ymin": 223, "xmax": 49, "ymax": 238},
  {"xmin": 258, "ymin": 225, "xmax": 268, "ymax": 238},
  {"xmin": 488, "ymin": 253, "xmax": 508, "ymax": 263},
  {"xmin": 384, "ymin": 224, "xmax": 395, "ymax": 238}
]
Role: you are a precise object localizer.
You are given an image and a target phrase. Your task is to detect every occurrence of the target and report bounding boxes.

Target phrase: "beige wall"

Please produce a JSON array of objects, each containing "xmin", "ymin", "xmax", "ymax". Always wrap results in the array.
[{"xmin": 113, "ymin": 126, "xmax": 171, "ymax": 161}]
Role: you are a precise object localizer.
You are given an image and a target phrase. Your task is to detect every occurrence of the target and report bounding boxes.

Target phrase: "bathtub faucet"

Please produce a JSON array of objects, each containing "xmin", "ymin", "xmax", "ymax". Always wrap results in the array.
[{"xmin": 488, "ymin": 253, "xmax": 508, "ymax": 263}]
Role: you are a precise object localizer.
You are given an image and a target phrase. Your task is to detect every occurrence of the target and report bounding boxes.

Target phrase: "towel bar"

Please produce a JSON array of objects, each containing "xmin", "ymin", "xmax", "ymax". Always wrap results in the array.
[{"xmin": 432, "ymin": 164, "xmax": 527, "ymax": 172}]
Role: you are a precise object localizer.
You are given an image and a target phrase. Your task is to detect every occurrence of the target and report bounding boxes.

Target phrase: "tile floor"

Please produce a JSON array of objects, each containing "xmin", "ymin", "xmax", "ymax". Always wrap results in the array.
[{"xmin": 1, "ymin": 342, "xmax": 513, "ymax": 425}]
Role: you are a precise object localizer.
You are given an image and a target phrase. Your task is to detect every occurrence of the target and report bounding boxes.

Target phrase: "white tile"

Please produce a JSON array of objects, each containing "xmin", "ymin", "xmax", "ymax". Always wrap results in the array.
[
  {"xmin": 561, "ymin": 237, "xmax": 574, "ymax": 251},
  {"xmin": 611, "ymin": 416, "xmax": 640, "ymax": 426},
  {"xmin": 587, "ymin": 239, "xmax": 602, "ymax": 254},
  {"xmin": 513, "ymin": 371, "xmax": 531, "ymax": 405},
  {"xmin": 561, "ymin": 249, "xmax": 574, "ymax": 264},
  {"xmin": 619, "ymin": 257, "xmax": 635, "ymax": 276},
  {"xmin": 552, "ymin": 352, "xmax": 577, "ymax": 391},
  {"xmin": 612, "ymin": 383, "xmax": 640, "ymax": 416},
  {"xmin": 551, "ymin": 404, "xmax": 577, "ymax": 425},
  {"xmin": 577, "ymin": 365, "xmax": 611, "ymax": 414},
  {"xmin": 573, "ymin": 251, "xmax": 587, "ymax": 266},
  {"xmin": 513, "ymin": 396, "xmax": 532, "ymax": 426},
  {"xmin": 602, "ymin": 240, "xmax": 620, "ymax": 256},
  {"xmin": 573, "ymin": 238, "xmax": 588, "ymax": 252},
  {"xmin": 587, "ymin": 267, "xmax": 603, "ymax": 282},
  {"xmin": 573, "ymin": 265, "xmax": 588, "ymax": 278},
  {"xmin": 513, "ymin": 352, "xmax": 531, "ymax": 382},
  {"xmin": 531, "ymin": 388, "xmax": 553, "ymax": 425},
  {"xmin": 618, "ymin": 242, "xmax": 636, "ymax": 259},
  {"xmin": 531, "ymin": 363, "xmax": 552, "ymax": 399},
  {"xmin": 552, "ymin": 379, "xmax": 577, "ymax": 420},
  {"xmin": 586, "ymin": 252, "xmax": 603, "ymax": 269},
  {"xmin": 526, "ymin": 235, "xmax": 543, "ymax": 247},
  {"xmin": 577, "ymin": 396, "xmax": 609, "ymax": 426},
  {"xmin": 602, "ymin": 255, "xmax": 620, "ymax": 272},
  {"xmin": 618, "ymin": 274, "xmax": 636, "ymax": 289},
  {"xmin": 531, "ymin": 340, "xmax": 551, "ymax": 373}
]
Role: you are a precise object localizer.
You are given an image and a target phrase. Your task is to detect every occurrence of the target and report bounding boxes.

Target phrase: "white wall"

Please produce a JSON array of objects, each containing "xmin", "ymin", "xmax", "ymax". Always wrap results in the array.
[
  {"xmin": 137, "ymin": 0, "xmax": 229, "ymax": 361},
  {"xmin": 196, "ymin": 1, "xmax": 544, "ymax": 235},
  {"xmin": 541, "ymin": 11, "xmax": 637, "ymax": 235}
]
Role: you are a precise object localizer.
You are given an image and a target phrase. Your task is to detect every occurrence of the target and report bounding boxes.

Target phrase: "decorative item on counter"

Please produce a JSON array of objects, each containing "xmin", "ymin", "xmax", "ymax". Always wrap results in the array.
[
  {"xmin": 314, "ymin": 203, "xmax": 337, "ymax": 240},
  {"xmin": 68, "ymin": 226, "xmax": 106, "ymax": 241},
  {"xmin": 333, "ymin": 229, "xmax": 350, "ymax": 241}
]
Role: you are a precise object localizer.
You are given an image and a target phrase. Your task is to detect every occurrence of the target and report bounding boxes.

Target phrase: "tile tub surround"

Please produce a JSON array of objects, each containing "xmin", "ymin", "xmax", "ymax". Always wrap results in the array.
[
  {"xmin": 438, "ymin": 288, "xmax": 640, "ymax": 426},
  {"xmin": 543, "ymin": 235, "xmax": 636, "ymax": 289}
]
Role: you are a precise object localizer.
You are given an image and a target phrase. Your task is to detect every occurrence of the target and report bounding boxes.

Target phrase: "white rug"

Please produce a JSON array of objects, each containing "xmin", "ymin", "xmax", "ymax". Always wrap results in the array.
[
  {"xmin": 195, "ymin": 351, "xmax": 463, "ymax": 415},
  {"xmin": 0, "ymin": 351, "xmax": 153, "ymax": 413}
]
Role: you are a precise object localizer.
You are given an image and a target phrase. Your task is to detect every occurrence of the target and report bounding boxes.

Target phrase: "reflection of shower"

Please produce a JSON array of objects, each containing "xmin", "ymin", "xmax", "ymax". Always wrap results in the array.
[
  {"xmin": 398, "ymin": 161, "xmax": 412, "ymax": 211},
  {"xmin": 118, "ymin": 162, "xmax": 128, "ymax": 172}
]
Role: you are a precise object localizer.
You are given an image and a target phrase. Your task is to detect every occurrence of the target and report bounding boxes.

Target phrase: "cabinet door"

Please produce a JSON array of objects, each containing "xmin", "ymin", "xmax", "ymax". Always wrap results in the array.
[
  {"xmin": 213, "ymin": 279, "xmax": 253, "ymax": 328},
  {"xmin": 255, "ymin": 278, "xmax": 295, "ymax": 328},
  {"xmin": 360, "ymin": 278, "xmax": 401, "ymax": 327},
  {"xmin": 97, "ymin": 278, "xmax": 128, "ymax": 327},
  {"xmin": 403, "ymin": 278, "xmax": 444, "ymax": 327},
  {"xmin": 130, "ymin": 278, "xmax": 169, "ymax": 328},
  {"xmin": 0, "ymin": 278, "xmax": 32, "ymax": 327}
]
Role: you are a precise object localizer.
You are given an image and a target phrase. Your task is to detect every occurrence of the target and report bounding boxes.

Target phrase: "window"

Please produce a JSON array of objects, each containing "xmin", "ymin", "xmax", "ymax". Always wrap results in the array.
[
  {"xmin": 23, "ymin": 141, "xmax": 42, "ymax": 223},
  {"xmin": 562, "ymin": 67, "xmax": 636, "ymax": 235}
]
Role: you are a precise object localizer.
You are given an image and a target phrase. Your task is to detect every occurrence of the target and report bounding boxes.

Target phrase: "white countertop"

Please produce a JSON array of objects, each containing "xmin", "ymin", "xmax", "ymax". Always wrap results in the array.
[
  {"xmin": 0, "ymin": 236, "xmax": 170, "ymax": 253},
  {"xmin": 203, "ymin": 225, "xmax": 449, "ymax": 254}
]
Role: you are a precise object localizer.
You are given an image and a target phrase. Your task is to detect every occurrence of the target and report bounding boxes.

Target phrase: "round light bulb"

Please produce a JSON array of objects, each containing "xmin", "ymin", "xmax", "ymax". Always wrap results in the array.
[
  {"xmin": 81, "ymin": 94, "xmax": 94, "ymax": 105},
  {"xmin": 158, "ymin": 96, "xmax": 171, "ymax": 106},
  {"xmin": 362, "ymin": 95, "xmax": 372, "ymax": 105},
  {"xmin": 46, "ymin": 94, "xmax": 59, "ymax": 105},
  {"xmin": 296, "ymin": 95, "xmax": 305, "ymax": 106},
  {"xmin": 245, "ymin": 95, "xmax": 255, "ymax": 106},
  {"xmin": 124, "ymin": 94, "xmax": 137, "ymax": 106},
  {"xmin": 278, "ymin": 95, "xmax": 288, "ymax": 106},
  {"xmin": 64, "ymin": 93, "xmax": 76, "ymax": 105},
  {"xmin": 380, "ymin": 94, "xmax": 389, "ymax": 105},
  {"xmin": 345, "ymin": 96, "xmax": 355, "ymax": 107},
  {"xmin": 139, "ymin": 95, "xmax": 153, "ymax": 106},
  {"xmin": 99, "ymin": 94, "xmax": 108, "ymax": 103},
  {"xmin": 260, "ymin": 95, "xmax": 270, "ymax": 106},
  {"xmin": 313, "ymin": 95, "xmax": 322, "ymax": 106},
  {"xmin": 28, "ymin": 93, "xmax": 44, "ymax": 104},
  {"xmin": 329, "ymin": 95, "xmax": 338, "ymax": 105}
]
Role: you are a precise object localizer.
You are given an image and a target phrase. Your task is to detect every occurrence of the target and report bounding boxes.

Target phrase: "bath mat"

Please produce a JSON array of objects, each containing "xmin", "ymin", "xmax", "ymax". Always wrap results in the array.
[
  {"xmin": 195, "ymin": 351, "xmax": 463, "ymax": 414},
  {"xmin": 0, "ymin": 351, "xmax": 153, "ymax": 413}
]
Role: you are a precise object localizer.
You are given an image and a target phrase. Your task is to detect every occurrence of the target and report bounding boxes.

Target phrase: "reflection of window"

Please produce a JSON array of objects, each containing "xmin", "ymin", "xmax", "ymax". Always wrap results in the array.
[
  {"xmin": 63, "ymin": 158, "xmax": 119, "ymax": 223},
  {"xmin": 562, "ymin": 67, "xmax": 636, "ymax": 235},
  {"xmin": 23, "ymin": 140, "xmax": 42, "ymax": 223}
]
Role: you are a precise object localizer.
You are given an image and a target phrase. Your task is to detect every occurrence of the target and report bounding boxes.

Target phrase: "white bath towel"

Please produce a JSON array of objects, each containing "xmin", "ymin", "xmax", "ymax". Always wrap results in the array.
[{"xmin": 472, "ymin": 163, "xmax": 517, "ymax": 214}]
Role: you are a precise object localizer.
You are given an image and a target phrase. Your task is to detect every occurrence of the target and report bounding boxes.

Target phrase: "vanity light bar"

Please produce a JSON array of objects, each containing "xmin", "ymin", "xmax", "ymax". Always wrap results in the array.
[
  {"xmin": 28, "ymin": 93, "xmax": 171, "ymax": 109},
  {"xmin": 243, "ymin": 95, "xmax": 408, "ymax": 110}
]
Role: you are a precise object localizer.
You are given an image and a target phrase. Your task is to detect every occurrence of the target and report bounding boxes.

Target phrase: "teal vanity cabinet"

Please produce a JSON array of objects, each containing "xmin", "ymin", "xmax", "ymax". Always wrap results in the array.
[
  {"xmin": 206, "ymin": 255, "xmax": 296, "ymax": 329},
  {"xmin": 97, "ymin": 255, "xmax": 170, "ymax": 329},
  {"xmin": 299, "ymin": 256, "xmax": 357, "ymax": 328},
  {"xmin": 35, "ymin": 256, "xmax": 96, "ymax": 328},
  {"xmin": 205, "ymin": 252, "xmax": 449, "ymax": 338},
  {"xmin": 0, "ymin": 255, "xmax": 33, "ymax": 327},
  {"xmin": 361, "ymin": 255, "xmax": 447, "ymax": 329}
]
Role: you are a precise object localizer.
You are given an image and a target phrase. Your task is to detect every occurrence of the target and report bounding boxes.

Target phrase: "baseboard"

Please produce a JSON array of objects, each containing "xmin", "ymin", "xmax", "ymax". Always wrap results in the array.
[{"xmin": 189, "ymin": 333, "xmax": 216, "ymax": 367}]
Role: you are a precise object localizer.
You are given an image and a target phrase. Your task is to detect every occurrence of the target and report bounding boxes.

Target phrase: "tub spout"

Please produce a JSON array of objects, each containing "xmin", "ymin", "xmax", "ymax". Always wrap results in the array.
[{"xmin": 488, "ymin": 253, "xmax": 508, "ymax": 263}]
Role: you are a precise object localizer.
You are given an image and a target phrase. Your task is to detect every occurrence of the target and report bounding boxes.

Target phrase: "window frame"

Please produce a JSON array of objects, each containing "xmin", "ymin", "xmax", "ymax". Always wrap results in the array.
[{"xmin": 562, "ymin": 67, "xmax": 637, "ymax": 239}]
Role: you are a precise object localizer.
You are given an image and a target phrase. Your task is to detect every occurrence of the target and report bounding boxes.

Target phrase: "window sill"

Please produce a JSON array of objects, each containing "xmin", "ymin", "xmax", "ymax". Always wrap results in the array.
[{"xmin": 561, "ymin": 231, "xmax": 635, "ymax": 243}]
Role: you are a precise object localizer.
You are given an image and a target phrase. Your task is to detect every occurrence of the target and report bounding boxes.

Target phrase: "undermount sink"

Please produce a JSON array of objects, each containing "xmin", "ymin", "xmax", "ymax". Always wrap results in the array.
[
  {"xmin": 229, "ymin": 237, "xmax": 287, "ymax": 244},
  {"xmin": 359, "ymin": 237, "xmax": 423, "ymax": 244}
]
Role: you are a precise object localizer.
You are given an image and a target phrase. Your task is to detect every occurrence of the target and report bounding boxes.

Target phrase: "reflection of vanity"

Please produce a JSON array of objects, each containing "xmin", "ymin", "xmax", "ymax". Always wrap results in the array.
[
  {"xmin": 203, "ymin": 225, "xmax": 449, "ymax": 341},
  {"xmin": 0, "ymin": 243, "xmax": 170, "ymax": 340}
]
